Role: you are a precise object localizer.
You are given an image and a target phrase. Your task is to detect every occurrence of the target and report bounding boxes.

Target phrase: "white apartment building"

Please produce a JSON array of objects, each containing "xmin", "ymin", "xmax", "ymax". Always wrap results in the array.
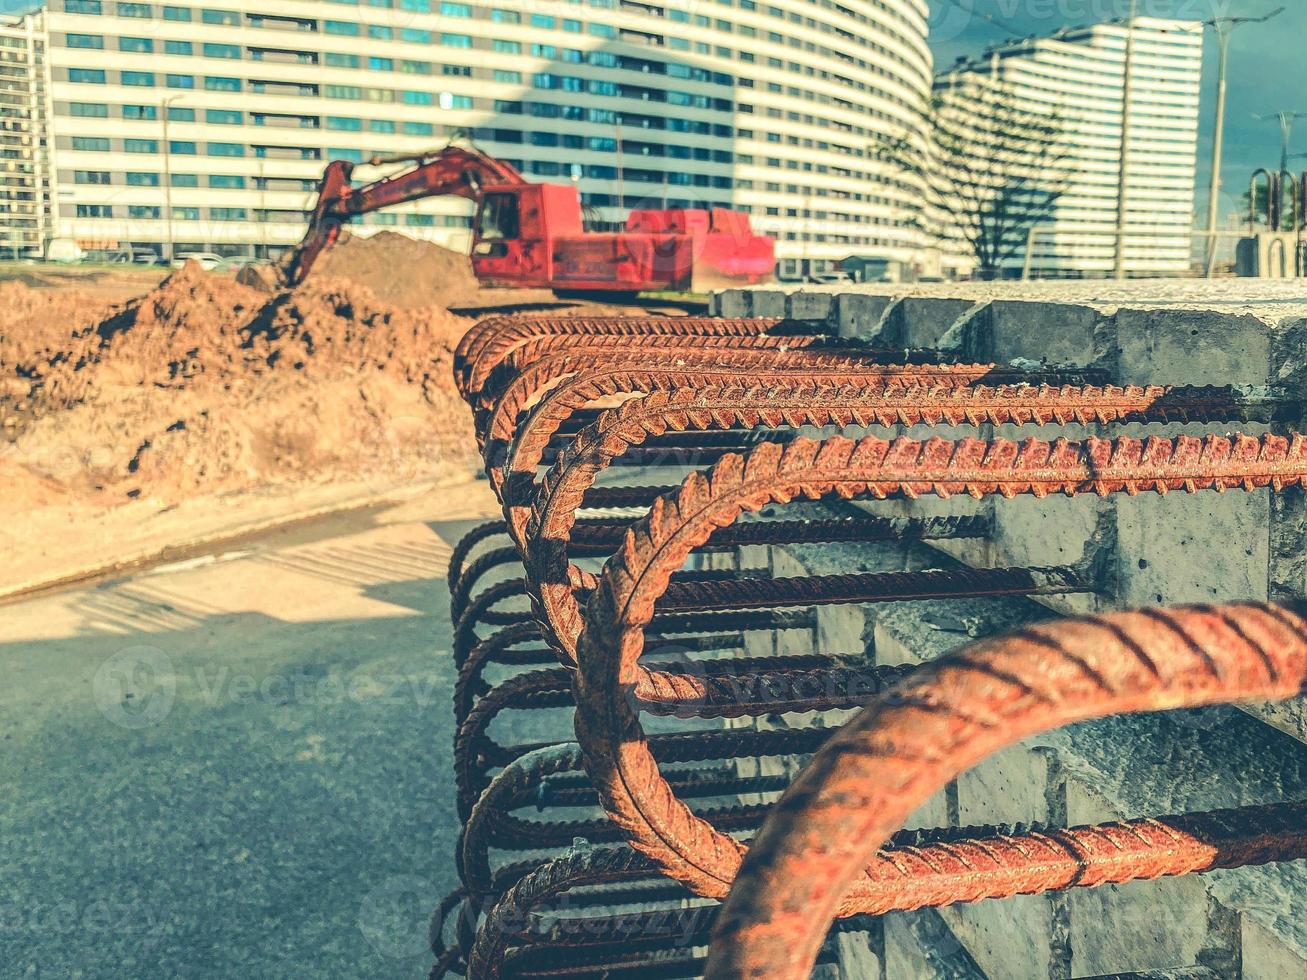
[
  {"xmin": 0, "ymin": 13, "xmax": 54, "ymax": 257},
  {"xmin": 938, "ymin": 17, "xmax": 1203, "ymax": 278},
  {"xmin": 16, "ymin": 0, "xmax": 935, "ymax": 276}
]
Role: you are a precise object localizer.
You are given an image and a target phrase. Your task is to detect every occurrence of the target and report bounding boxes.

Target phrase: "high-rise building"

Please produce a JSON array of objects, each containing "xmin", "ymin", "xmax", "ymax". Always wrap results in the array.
[
  {"xmin": 27, "ymin": 0, "xmax": 933, "ymax": 276},
  {"xmin": 937, "ymin": 17, "xmax": 1203, "ymax": 278},
  {"xmin": 0, "ymin": 12, "xmax": 54, "ymax": 258}
]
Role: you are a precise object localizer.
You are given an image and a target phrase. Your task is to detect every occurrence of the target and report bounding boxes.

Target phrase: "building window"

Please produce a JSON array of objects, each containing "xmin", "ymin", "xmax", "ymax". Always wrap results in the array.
[
  {"xmin": 119, "ymin": 36, "xmax": 153, "ymax": 52},
  {"xmin": 369, "ymin": 25, "xmax": 393, "ymax": 39},
  {"xmin": 493, "ymin": 69, "xmax": 520, "ymax": 83},
  {"xmin": 128, "ymin": 205, "xmax": 162, "ymax": 219},
  {"xmin": 70, "ymin": 68, "xmax": 106, "ymax": 84},
  {"xmin": 69, "ymin": 102, "xmax": 109, "ymax": 117},
  {"xmin": 173, "ymin": 206, "xmax": 201, "ymax": 219},
  {"xmin": 123, "ymin": 104, "xmax": 158, "ymax": 119},
  {"xmin": 74, "ymin": 170, "xmax": 112, "ymax": 184},
  {"xmin": 206, "ymin": 109, "xmax": 243, "ymax": 124},
  {"xmin": 325, "ymin": 53, "xmax": 359, "ymax": 67},
  {"xmin": 402, "ymin": 90, "xmax": 434, "ymax": 105},
  {"xmin": 326, "ymin": 84, "xmax": 363, "ymax": 99},
  {"xmin": 401, "ymin": 28, "xmax": 431, "ymax": 42},
  {"xmin": 369, "ymin": 119, "xmax": 395, "ymax": 133},
  {"xmin": 162, "ymin": 5, "xmax": 192, "ymax": 20},
  {"xmin": 117, "ymin": 2, "xmax": 152, "ymax": 16},
  {"xmin": 403, "ymin": 60, "xmax": 432, "ymax": 74},
  {"xmin": 126, "ymin": 171, "xmax": 161, "ymax": 186},
  {"xmin": 368, "ymin": 56, "xmax": 393, "ymax": 71},
  {"xmin": 65, "ymin": 0, "xmax": 102, "ymax": 13},
  {"xmin": 563, "ymin": 18, "xmax": 581, "ymax": 31},
  {"xmin": 209, "ymin": 174, "xmax": 245, "ymax": 188},
  {"xmin": 493, "ymin": 40, "xmax": 519, "ymax": 53},
  {"xmin": 406, "ymin": 214, "xmax": 435, "ymax": 227},
  {"xmin": 203, "ymin": 42, "xmax": 241, "ymax": 59},
  {"xmin": 446, "ymin": 94, "xmax": 472, "ymax": 108},
  {"xmin": 76, "ymin": 204, "xmax": 113, "ymax": 218},
  {"xmin": 205, "ymin": 76, "xmax": 242, "ymax": 92},
  {"xmin": 169, "ymin": 140, "xmax": 197, "ymax": 154},
  {"xmin": 201, "ymin": 8, "xmax": 239, "ymax": 25},
  {"xmin": 530, "ymin": 13, "xmax": 554, "ymax": 28},
  {"xmin": 208, "ymin": 142, "xmax": 245, "ymax": 156},
  {"xmin": 166, "ymin": 73, "xmax": 194, "ymax": 88},
  {"xmin": 439, "ymin": 1, "xmax": 470, "ymax": 14},
  {"xmin": 165, "ymin": 40, "xmax": 192, "ymax": 55},
  {"xmin": 72, "ymin": 136, "xmax": 111, "ymax": 151},
  {"xmin": 440, "ymin": 32, "xmax": 471, "ymax": 47},
  {"xmin": 329, "ymin": 148, "xmax": 365, "ymax": 162},
  {"xmin": 122, "ymin": 71, "xmax": 156, "ymax": 86},
  {"xmin": 490, "ymin": 8, "xmax": 519, "ymax": 22},
  {"xmin": 325, "ymin": 20, "xmax": 359, "ymax": 35},
  {"xmin": 589, "ymin": 23, "xmax": 616, "ymax": 38},
  {"xmin": 125, "ymin": 138, "xmax": 159, "ymax": 152},
  {"xmin": 66, "ymin": 34, "xmax": 105, "ymax": 49},
  {"xmin": 327, "ymin": 116, "xmax": 362, "ymax": 130},
  {"xmin": 402, "ymin": 121, "xmax": 433, "ymax": 136},
  {"xmin": 211, "ymin": 207, "xmax": 247, "ymax": 221},
  {"xmin": 172, "ymin": 173, "xmax": 199, "ymax": 186},
  {"xmin": 399, "ymin": 0, "xmax": 430, "ymax": 9},
  {"xmin": 168, "ymin": 106, "xmax": 196, "ymax": 121}
]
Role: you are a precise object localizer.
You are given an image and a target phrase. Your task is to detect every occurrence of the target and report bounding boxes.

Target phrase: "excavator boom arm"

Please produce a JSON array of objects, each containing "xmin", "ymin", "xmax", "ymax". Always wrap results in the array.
[{"xmin": 285, "ymin": 146, "xmax": 526, "ymax": 285}]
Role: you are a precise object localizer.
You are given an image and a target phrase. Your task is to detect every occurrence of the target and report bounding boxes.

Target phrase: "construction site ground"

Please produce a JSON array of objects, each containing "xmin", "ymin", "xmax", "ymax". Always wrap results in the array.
[
  {"xmin": 0, "ymin": 487, "xmax": 502, "ymax": 978},
  {"xmin": 0, "ymin": 236, "xmax": 687, "ymax": 599}
]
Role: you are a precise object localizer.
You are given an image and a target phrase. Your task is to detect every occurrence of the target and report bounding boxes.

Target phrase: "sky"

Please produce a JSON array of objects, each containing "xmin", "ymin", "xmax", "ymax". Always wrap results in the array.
[{"xmin": 924, "ymin": 0, "xmax": 1302, "ymax": 223}]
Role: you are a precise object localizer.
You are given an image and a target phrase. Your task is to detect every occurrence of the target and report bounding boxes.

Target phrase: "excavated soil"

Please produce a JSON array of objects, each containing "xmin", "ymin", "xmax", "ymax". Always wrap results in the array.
[
  {"xmin": 306, "ymin": 230, "xmax": 483, "ymax": 308},
  {"xmin": 1, "ymin": 240, "xmax": 482, "ymax": 513}
]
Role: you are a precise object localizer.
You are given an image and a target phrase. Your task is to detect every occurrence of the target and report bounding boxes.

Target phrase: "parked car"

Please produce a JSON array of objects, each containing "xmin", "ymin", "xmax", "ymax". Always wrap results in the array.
[
  {"xmin": 45, "ymin": 238, "xmax": 85, "ymax": 264},
  {"xmin": 806, "ymin": 270, "xmax": 854, "ymax": 285},
  {"xmin": 170, "ymin": 251, "xmax": 227, "ymax": 270}
]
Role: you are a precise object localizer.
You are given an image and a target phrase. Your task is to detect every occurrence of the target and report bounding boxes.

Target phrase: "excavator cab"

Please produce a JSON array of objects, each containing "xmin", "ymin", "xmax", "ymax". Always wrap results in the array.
[{"xmin": 470, "ymin": 183, "xmax": 585, "ymax": 288}]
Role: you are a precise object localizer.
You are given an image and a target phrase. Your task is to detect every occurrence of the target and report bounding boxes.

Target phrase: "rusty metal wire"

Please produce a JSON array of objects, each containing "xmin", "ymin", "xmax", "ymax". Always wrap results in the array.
[
  {"xmin": 572, "ymin": 432, "xmax": 1307, "ymax": 901},
  {"xmin": 704, "ymin": 601, "xmax": 1307, "ymax": 980}
]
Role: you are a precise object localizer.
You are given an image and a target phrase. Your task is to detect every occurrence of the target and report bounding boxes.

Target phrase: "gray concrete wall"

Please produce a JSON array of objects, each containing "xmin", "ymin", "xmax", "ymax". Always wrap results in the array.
[{"xmin": 710, "ymin": 286, "xmax": 1307, "ymax": 977}]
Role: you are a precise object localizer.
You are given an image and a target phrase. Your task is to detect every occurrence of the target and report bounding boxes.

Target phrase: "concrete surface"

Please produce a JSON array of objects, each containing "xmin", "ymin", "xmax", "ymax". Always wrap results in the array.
[{"xmin": 0, "ymin": 486, "xmax": 498, "ymax": 979}]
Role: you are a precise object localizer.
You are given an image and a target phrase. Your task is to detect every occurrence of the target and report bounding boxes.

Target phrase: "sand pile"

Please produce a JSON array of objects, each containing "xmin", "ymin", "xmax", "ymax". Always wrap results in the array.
[
  {"xmin": 306, "ymin": 230, "xmax": 482, "ymax": 308},
  {"xmin": 2, "ymin": 258, "xmax": 476, "ymax": 508}
]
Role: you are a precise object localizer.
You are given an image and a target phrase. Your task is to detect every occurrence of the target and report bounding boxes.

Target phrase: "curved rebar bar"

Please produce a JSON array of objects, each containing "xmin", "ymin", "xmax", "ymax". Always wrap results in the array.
[
  {"xmin": 703, "ymin": 601, "xmax": 1307, "ymax": 979},
  {"xmin": 572, "ymin": 431, "xmax": 1307, "ymax": 901}
]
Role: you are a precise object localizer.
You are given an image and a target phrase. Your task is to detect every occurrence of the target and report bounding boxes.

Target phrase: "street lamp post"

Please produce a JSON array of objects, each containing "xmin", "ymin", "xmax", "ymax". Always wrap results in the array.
[
  {"xmin": 161, "ymin": 95, "xmax": 185, "ymax": 264},
  {"xmin": 1254, "ymin": 110, "xmax": 1307, "ymax": 177},
  {"xmin": 1112, "ymin": 0, "xmax": 1138, "ymax": 280},
  {"xmin": 1202, "ymin": 7, "xmax": 1284, "ymax": 278}
]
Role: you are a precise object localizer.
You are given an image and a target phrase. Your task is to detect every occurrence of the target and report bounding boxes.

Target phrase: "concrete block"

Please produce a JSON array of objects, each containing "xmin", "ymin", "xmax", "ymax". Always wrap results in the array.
[
  {"xmin": 956, "ymin": 744, "xmax": 1061, "ymax": 827},
  {"xmin": 938, "ymin": 894, "xmax": 1062, "ymax": 980},
  {"xmin": 1115, "ymin": 309, "xmax": 1273, "ymax": 386},
  {"xmin": 714, "ymin": 289, "xmax": 749, "ymax": 319},
  {"xmin": 986, "ymin": 300, "xmax": 1105, "ymax": 370},
  {"xmin": 751, "ymin": 289, "xmax": 788, "ymax": 318},
  {"xmin": 1114, "ymin": 489, "xmax": 1270, "ymax": 607},
  {"xmin": 836, "ymin": 293, "xmax": 896, "ymax": 342},
  {"xmin": 988, "ymin": 491, "xmax": 1112, "ymax": 616},
  {"xmin": 787, "ymin": 290, "xmax": 835, "ymax": 324},
  {"xmin": 884, "ymin": 909, "xmax": 985, "ymax": 980},
  {"xmin": 899, "ymin": 298, "xmax": 978, "ymax": 350},
  {"xmin": 1244, "ymin": 914, "xmax": 1307, "ymax": 980},
  {"xmin": 830, "ymin": 928, "xmax": 882, "ymax": 980}
]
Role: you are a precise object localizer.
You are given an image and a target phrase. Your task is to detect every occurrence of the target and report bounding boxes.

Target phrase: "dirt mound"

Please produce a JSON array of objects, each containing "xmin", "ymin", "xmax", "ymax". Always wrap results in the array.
[
  {"xmin": 2, "ymin": 261, "xmax": 476, "ymax": 507},
  {"xmin": 306, "ymin": 230, "xmax": 481, "ymax": 308}
]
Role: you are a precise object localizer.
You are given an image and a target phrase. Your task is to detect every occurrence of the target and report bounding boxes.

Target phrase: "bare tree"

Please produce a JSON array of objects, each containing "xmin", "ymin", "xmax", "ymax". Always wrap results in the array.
[{"xmin": 875, "ymin": 76, "xmax": 1073, "ymax": 280}]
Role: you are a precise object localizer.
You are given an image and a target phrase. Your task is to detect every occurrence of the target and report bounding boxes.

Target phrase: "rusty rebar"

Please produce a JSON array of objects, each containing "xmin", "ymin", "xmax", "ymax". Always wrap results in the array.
[
  {"xmin": 703, "ymin": 601, "xmax": 1307, "ymax": 979},
  {"xmin": 572, "ymin": 432, "xmax": 1307, "ymax": 901}
]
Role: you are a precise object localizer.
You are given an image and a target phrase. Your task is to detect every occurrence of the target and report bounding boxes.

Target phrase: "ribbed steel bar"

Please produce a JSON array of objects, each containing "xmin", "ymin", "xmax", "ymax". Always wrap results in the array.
[
  {"xmin": 704, "ymin": 601, "xmax": 1307, "ymax": 980},
  {"xmin": 454, "ymin": 315, "xmax": 780, "ymax": 401},
  {"xmin": 520, "ymin": 384, "xmax": 1292, "ymax": 675},
  {"xmin": 458, "ymin": 796, "xmax": 1307, "ymax": 980},
  {"xmin": 572, "ymin": 431, "xmax": 1307, "ymax": 902}
]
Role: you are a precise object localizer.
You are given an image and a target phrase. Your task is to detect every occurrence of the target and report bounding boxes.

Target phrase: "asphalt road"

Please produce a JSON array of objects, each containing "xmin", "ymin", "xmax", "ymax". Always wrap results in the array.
[{"xmin": 0, "ymin": 487, "xmax": 499, "ymax": 978}]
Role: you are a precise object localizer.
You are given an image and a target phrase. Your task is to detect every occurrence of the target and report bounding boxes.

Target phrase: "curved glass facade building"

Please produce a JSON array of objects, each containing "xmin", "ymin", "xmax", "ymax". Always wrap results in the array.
[{"xmin": 37, "ymin": 0, "xmax": 932, "ymax": 275}]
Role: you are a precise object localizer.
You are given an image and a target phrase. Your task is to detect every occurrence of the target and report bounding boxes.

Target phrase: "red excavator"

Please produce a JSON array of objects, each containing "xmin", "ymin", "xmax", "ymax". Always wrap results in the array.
[{"xmin": 283, "ymin": 145, "xmax": 775, "ymax": 295}]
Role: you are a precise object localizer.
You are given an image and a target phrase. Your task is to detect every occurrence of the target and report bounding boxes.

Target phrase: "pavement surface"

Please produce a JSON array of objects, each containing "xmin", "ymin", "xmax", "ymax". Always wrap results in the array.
[{"xmin": 0, "ymin": 484, "xmax": 500, "ymax": 979}]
